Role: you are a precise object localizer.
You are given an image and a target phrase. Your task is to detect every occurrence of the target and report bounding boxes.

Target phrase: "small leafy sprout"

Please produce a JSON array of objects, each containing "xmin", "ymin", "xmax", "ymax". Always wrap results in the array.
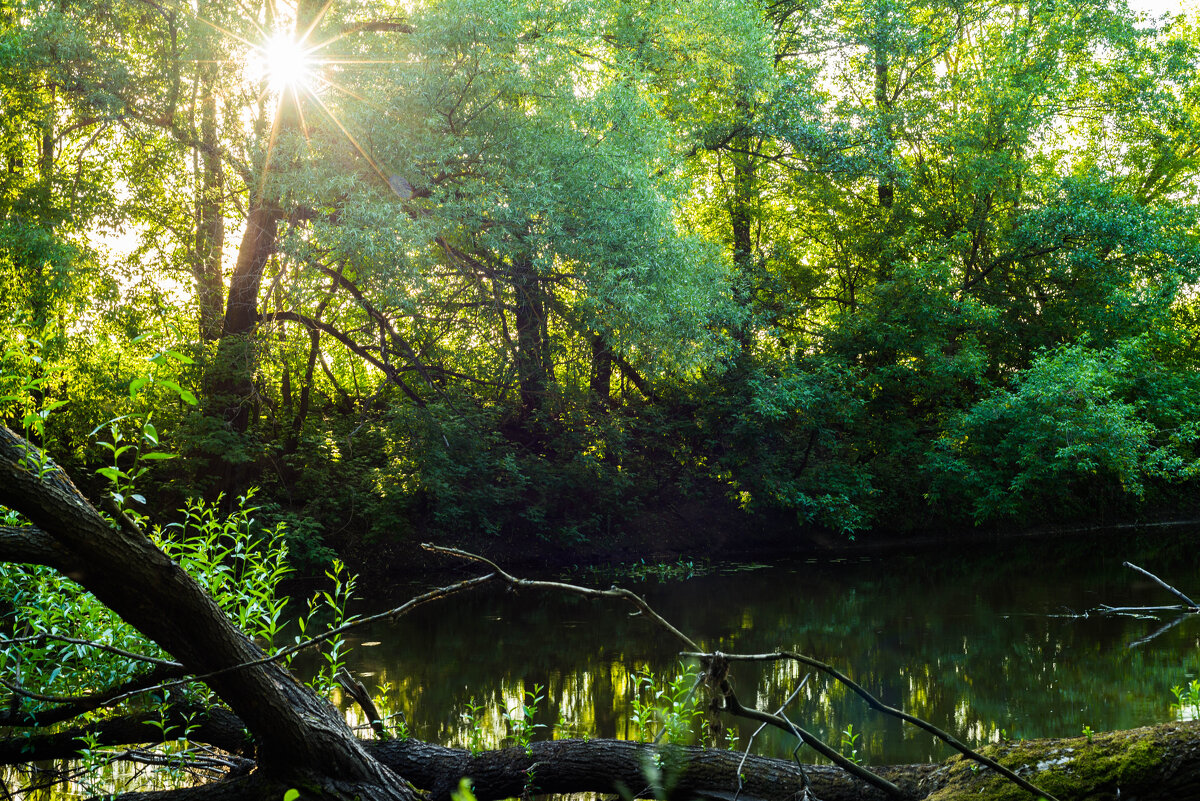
[{"xmin": 840, "ymin": 723, "xmax": 863, "ymax": 765}]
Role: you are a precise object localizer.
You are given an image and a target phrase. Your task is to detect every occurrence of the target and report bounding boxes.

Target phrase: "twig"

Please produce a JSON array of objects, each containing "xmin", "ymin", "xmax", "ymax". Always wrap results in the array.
[
  {"xmin": 734, "ymin": 675, "xmax": 810, "ymax": 801},
  {"xmin": 337, "ymin": 667, "xmax": 386, "ymax": 738},
  {"xmin": 1097, "ymin": 604, "xmax": 1188, "ymax": 613},
  {"xmin": 1123, "ymin": 562, "xmax": 1198, "ymax": 608},
  {"xmin": 0, "ymin": 632, "xmax": 182, "ymax": 669},
  {"xmin": 684, "ymin": 650, "xmax": 1059, "ymax": 801}
]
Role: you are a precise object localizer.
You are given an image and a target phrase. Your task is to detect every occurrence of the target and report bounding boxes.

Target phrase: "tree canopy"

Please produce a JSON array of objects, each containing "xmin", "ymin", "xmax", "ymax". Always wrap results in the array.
[{"xmin": 2, "ymin": 0, "xmax": 1199, "ymax": 584}]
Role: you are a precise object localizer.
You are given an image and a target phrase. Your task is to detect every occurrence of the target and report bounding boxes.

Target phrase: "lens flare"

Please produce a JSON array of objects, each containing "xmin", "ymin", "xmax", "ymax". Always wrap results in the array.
[{"xmin": 258, "ymin": 33, "xmax": 315, "ymax": 93}]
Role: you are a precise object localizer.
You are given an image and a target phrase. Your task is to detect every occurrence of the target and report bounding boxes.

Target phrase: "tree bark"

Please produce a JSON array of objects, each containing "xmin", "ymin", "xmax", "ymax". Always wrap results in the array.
[
  {"xmin": 372, "ymin": 737, "xmax": 929, "ymax": 801},
  {"xmin": 0, "ymin": 426, "xmax": 415, "ymax": 800},
  {"xmin": 589, "ymin": 331, "xmax": 613, "ymax": 407},
  {"xmin": 37, "ymin": 720, "xmax": 1200, "ymax": 801},
  {"xmin": 372, "ymin": 721, "xmax": 1200, "ymax": 801},
  {"xmin": 193, "ymin": 4, "xmax": 226, "ymax": 343},
  {"xmin": 511, "ymin": 254, "xmax": 549, "ymax": 417}
]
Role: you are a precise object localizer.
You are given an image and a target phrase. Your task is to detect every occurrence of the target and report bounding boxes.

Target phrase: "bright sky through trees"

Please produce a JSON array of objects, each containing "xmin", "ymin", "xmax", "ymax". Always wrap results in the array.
[{"xmin": 257, "ymin": 33, "xmax": 317, "ymax": 93}]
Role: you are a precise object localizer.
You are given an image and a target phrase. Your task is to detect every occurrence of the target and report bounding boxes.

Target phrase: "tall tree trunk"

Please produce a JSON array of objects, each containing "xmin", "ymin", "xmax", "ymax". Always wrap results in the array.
[
  {"xmin": 203, "ymin": 0, "xmax": 319, "ymax": 495},
  {"xmin": 727, "ymin": 138, "xmax": 758, "ymax": 356},
  {"xmin": 193, "ymin": 19, "xmax": 226, "ymax": 342},
  {"xmin": 874, "ymin": 32, "xmax": 894, "ymax": 210},
  {"xmin": 512, "ymin": 255, "xmax": 548, "ymax": 418},
  {"xmin": 589, "ymin": 331, "xmax": 613, "ymax": 408}
]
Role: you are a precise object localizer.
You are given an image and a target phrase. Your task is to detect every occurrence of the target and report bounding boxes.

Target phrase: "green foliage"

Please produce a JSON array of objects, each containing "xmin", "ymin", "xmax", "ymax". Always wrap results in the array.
[
  {"xmin": 503, "ymin": 684, "xmax": 546, "ymax": 753},
  {"xmin": 629, "ymin": 664, "xmax": 704, "ymax": 745},
  {"xmin": 928, "ymin": 336, "xmax": 1200, "ymax": 522},
  {"xmin": 1170, "ymin": 679, "xmax": 1200, "ymax": 720},
  {"xmin": 840, "ymin": 723, "xmax": 863, "ymax": 765},
  {"xmin": 0, "ymin": 490, "xmax": 361, "ymax": 791},
  {"xmin": 4, "ymin": 0, "xmax": 1200, "ymax": 555}
]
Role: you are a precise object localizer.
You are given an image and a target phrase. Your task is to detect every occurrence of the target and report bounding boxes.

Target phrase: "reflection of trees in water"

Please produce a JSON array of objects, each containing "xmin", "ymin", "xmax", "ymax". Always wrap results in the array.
[{"xmin": 341, "ymin": 534, "xmax": 1200, "ymax": 763}]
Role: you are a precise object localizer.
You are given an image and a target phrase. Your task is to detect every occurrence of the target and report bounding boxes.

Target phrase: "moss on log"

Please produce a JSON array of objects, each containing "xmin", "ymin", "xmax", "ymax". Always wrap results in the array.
[{"xmin": 919, "ymin": 720, "xmax": 1200, "ymax": 800}]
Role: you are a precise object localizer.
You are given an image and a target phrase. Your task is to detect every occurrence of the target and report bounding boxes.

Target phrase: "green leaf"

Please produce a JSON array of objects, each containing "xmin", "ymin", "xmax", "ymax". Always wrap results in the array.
[
  {"xmin": 129, "ymin": 377, "xmax": 150, "ymax": 398},
  {"xmin": 142, "ymin": 422, "xmax": 158, "ymax": 445},
  {"xmin": 141, "ymin": 451, "xmax": 176, "ymax": 460},
  {"xmin": 96, "ymin": 467, "xmax": 123, "ymax": 483},
  {"xmin": 283, "ymin": 789, "xmax": 301, "ymax": 801}
]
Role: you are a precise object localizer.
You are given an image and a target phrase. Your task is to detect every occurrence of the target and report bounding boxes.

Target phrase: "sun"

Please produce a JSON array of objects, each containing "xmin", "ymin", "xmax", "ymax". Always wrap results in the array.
[{"xmin": 256, "ymin": 33, "xmax": 317, "ymax": 94}]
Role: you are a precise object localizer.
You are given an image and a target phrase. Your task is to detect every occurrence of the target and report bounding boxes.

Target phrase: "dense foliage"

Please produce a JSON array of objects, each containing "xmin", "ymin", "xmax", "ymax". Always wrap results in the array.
[{"xmin": 3, "ymin": 0, "xmax": 1200, "ymax": 566}]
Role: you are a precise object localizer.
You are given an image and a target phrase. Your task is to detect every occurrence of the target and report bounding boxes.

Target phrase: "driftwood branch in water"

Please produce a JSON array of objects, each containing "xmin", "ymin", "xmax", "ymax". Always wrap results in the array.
[
  {"xmin": 1122, "ymin": 561, "xmax": 1198, "ymax": 608},
  {"xmin": 1087, "ymin": 563, "xmax": 1200, "ymax": 647},
  {"xmin": 422, "ymin": 543, "xmax": 1059, "ymax": 801}
]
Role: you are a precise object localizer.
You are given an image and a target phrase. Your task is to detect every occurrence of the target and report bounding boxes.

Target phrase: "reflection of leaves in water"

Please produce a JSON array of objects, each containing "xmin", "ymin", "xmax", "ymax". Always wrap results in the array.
[
  {"xmin": 563, "ymin": 559, "xmax": 773, "ymax": 585},
  {"xmin": 338, "ymin": 530, "xmax": 1200, "ymax": 764}
]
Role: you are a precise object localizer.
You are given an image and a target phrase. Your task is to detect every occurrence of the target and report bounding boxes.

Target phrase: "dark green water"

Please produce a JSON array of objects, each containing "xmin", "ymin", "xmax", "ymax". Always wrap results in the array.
[{"xmin": 338, "ymin": 529, "xmax": 1200, "ymax": 765}]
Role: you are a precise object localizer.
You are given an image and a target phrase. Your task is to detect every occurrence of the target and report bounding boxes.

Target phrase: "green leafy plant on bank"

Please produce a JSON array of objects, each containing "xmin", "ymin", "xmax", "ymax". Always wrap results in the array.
[
  {"xmin": 1171, "ymin": 679, "xmax": 1200, "ymax": 720},
  {"xmin": 840, "ymin": 723, "xmax": 863, "ymax": 765},
  {"xmin": 504, "ymin": 683, "xmax": 546, "ymax": 752},
  {"xmin": 630, "ymin": 663, "xmax": 704, "ymax": 744}
]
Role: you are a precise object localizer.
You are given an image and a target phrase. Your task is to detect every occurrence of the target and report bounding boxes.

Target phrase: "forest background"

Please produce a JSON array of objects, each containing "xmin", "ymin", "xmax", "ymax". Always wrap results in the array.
[{"xmin": 4, "ymin": 0, "xmax": 1200, "ymax": 578}]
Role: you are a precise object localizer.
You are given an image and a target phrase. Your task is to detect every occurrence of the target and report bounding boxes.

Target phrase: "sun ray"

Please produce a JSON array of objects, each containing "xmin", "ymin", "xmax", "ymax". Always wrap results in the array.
[
  {"xmin": 307, "ymin": 90, "xmax": 393, "ymax": 190},
  {"xmin": 309, "ymin": 73, "xmax": 390, "ymax": 114},
  {"xmin": 256, "ymin": 93, "xmax": 289, "ymax": 204},
  {"xmin": 297, "ymin": 0, "xmax": 337, "ymax": 49}
]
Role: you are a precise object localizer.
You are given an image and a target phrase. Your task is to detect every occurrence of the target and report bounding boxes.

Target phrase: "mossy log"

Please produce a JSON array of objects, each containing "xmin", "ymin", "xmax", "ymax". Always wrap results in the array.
[
  {"xmin": 918, "ymin": 720, "xmax": 1200, "ymax": 800},
  {"xmin": 371, "ymin": 720, "xmax": 1200, "ymax": 801}
]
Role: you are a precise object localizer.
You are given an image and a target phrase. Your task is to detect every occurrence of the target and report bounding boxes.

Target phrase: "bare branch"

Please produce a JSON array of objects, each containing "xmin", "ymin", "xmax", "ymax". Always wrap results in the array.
[
  {"xmin": 44, "ymin": 573, "xmax": 498, "ymax": 711},
  {"xmin": 684, "ymin": 651, "xmax": 1058, "ymax": 801},
  {"xmin": 0, "ymin": 705, "xmax": 248, "ymax": 765},
  {"xmin": 2, "ymin": 632, "xmax": 182, "ymax": 670},
  {"xmin": 421, "ymin": 545, "xmax": 902, "ymax": 796},
  {"xmin": 0, "ymin": 664, "xmax": 186, "ymax": 728},
  {"xmin": 1123, "ymin": 562, "xmax": 1198, "ymax": 608},
  {"xmin": 421, "ymin": 544, "xmax": 698, "ymax": 650}
]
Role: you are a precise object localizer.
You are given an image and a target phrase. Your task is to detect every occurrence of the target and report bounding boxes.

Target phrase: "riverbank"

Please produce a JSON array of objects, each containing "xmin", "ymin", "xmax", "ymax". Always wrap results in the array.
[{"xmin": 340, "ymin": 487, "xmax": 1200, "ymax": 596}]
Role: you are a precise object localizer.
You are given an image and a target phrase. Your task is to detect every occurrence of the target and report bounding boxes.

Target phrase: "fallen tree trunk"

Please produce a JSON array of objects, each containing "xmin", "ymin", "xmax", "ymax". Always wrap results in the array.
[
  {"xmin": 368, "ymin": 719, "xmax": 1200, "ymax": 801},
  {"xmin": 370, "ymin": 737, "xmax": 932, "ymax": 801},
  {"xmin": 919, "ymin": 720, "xmax": 1200, "ymax": 801},
  {"xmin": 6, "ymin": 682, "xmax": 1198, "ymax": 801}
]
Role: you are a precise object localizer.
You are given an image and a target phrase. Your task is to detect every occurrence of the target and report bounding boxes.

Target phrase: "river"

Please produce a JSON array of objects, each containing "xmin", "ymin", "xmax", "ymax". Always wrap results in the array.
[{"xmin": 333, "ymin": 527, "xmax": 1200, "ymax": 766}]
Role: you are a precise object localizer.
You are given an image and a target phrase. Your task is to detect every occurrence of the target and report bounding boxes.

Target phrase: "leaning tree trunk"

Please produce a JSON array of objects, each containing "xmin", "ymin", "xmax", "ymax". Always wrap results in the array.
[{"xmin": 0, "ymin": 426, "xmax": 415, "ymax": 800}]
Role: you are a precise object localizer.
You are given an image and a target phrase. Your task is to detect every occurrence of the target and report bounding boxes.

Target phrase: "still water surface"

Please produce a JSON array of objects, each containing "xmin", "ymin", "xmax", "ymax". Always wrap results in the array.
[{"xmin": 338, "ymin": 529, "xmax": 1200, "ymax": 765}]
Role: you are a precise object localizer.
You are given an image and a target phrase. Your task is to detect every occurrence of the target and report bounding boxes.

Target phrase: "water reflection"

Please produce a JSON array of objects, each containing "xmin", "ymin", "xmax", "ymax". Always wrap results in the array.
[{"xmin": 341, "ymin": 532, "xmax": 1200, "ymax": 765}]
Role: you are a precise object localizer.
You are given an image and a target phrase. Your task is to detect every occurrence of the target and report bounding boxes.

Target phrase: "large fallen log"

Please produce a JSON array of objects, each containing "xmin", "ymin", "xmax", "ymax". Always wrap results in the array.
[
  {"xmin": 8, "ymin": 705, "xmax": 1195, "ymax": 801},
  {"xmin": 368, "ymin": 719, "xmax": 1200, "ymax": 801}
]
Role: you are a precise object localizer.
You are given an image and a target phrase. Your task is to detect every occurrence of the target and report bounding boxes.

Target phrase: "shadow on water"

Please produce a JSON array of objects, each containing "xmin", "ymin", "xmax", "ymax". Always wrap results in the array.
[{"xmin": 338, "ymin": 528, "xmax": 1200, "ymax": 765}]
